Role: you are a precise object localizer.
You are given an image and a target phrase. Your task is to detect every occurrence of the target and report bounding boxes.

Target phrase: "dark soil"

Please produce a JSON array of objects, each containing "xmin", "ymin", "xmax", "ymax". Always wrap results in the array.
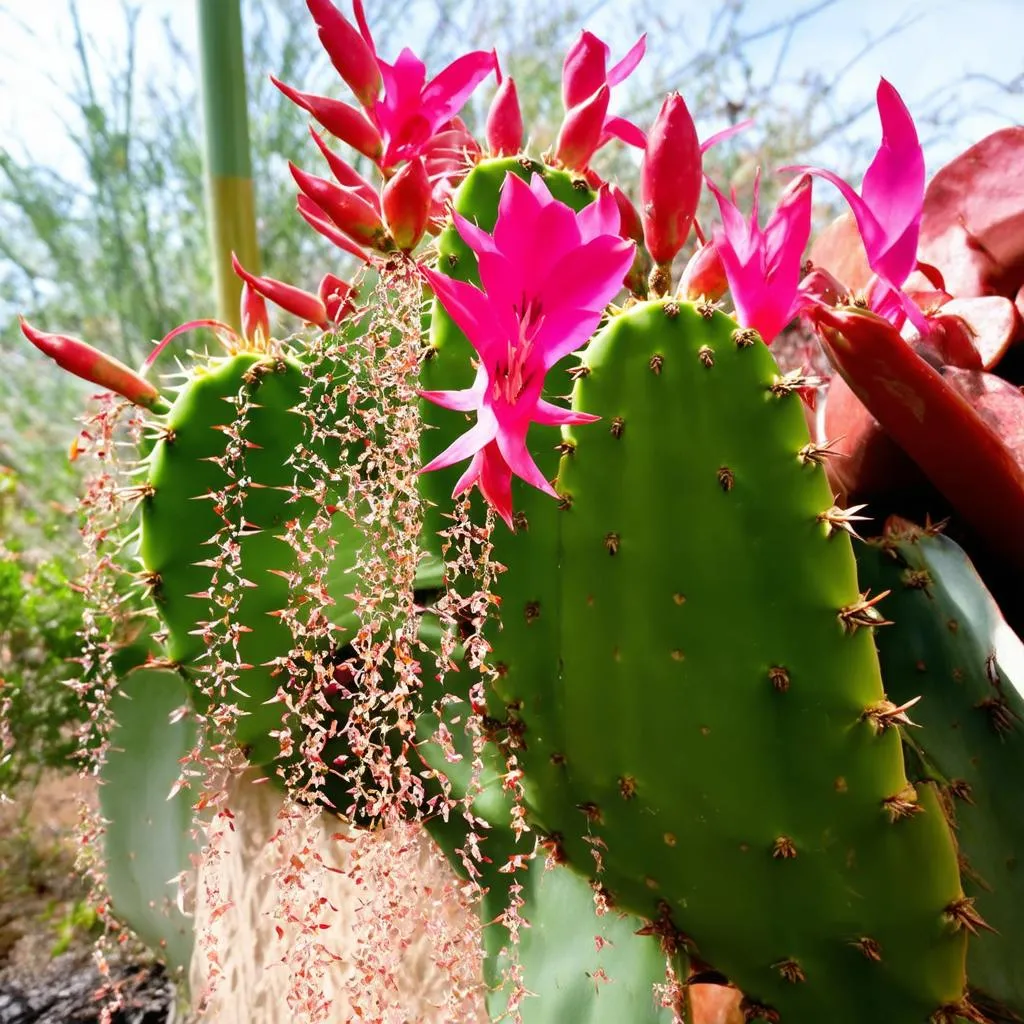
[{"xmin": 0, "ymin": 774, "xmax": 180, "ymax": 1023}]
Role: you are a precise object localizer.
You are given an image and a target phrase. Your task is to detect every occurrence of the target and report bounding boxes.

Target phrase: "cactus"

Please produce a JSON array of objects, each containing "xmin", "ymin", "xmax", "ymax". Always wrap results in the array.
[
  {"xmin": 857, "ymin": 520, "xmax": 1024, "ymax": 1021},
  {"xmin": 19, "ymin": 4, "xmax": 1024, "ymax": 1020},
  {"xmin": 100, "ymin": 664, "xmax": 199, "ymax": 976},
  {"xmin": 498, "ymin": 298, "xmax": 968, "ymax": 1022},
  {"xmin": 137, "ymin": 344, "xmax": 365, "ymax": 767},
  {"xmin": 417, "ymin": 649, "xmax": 676, "ymax": 1024}
]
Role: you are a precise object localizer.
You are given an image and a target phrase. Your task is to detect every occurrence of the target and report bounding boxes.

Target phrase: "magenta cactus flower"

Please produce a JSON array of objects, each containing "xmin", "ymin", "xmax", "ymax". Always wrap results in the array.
[
  {"xmin": 708, "ymin": 172, "xmax": 813, "ymax": 344},
  {"xmin": 788, "ymin": 78, "xmax": 925, "ymax": 327},
  {"xmin": 419, "ymin": 172, "xmax": 635, "ymax": 526},
  {"xmin": 283, "ymin": 1, "xmax": 494, "ymax": 173}
]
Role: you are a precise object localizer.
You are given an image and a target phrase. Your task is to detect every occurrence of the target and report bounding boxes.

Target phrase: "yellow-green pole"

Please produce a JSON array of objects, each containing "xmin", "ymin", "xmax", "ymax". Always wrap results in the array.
[{"xmin": 196, "ymin": 0, "xmax": 260, "ymax": 331}]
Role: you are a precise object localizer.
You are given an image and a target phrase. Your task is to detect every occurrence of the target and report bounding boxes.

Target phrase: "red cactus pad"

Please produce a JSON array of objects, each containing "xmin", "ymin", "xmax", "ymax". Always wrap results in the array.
[
  {"xmin": 814, "ymin": 305, "xmax": 1024, "ymax": 571},
  {"xmin": 917, "ymin": 127, "xmax": 1024, "ymax": 299}
]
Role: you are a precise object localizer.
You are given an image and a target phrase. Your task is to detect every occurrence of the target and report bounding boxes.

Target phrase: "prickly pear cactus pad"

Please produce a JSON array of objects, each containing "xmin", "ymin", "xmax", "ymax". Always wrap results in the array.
[
  {"xmin": 857, "ymin": 521, "xmax": 1024, "ymax": 1021},
  {"xmin": 138, "ymin": 348, "xmax": 360, "ymax": 766},
  {"xmin": 100, "ymin": 666, "xmax": 199, "ymax": 976},
  {"xmin": 496, "ymin": 299, "xmax": 970, "ymax": 1023}
]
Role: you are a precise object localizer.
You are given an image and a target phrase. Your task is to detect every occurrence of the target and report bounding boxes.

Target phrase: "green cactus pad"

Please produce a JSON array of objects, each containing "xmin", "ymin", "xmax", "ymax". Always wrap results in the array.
[
  {"xmin": 858, "ymin": 520, "xmax": 1024, "ymax": 1021},
  {"xmin": 139, "ymin": 349, "xmax": 360, "ymax": 764},
  {"xmin": 496, "ymin": 300, "xmax": 969, "ymax": 1022},
  {"xmin": 418, "ymin": 157, "xmax": 592, "ymax": 830},
  {"xmin": 417, "ymin": 651, "xmax": 676, "ymax": 1024},
  {"xmin": 100, "ymin": 666, "xmax": 198, "ymax": 976}
]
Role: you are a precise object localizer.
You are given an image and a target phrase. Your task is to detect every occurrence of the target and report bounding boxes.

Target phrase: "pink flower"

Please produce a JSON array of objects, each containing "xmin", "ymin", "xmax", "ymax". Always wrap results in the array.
[
  {"xmin": 373, "ymin": 46, "xmax": 495, "ymax": 170},
  {"xmin": 285, "ymin": 1, "xmax": 494, "ymax": 172},
  {"xmin": 553, "ymin": 31, "xmax": 647, "ymax": 171},
  {"xmin": 708, "ymin": 172, "xmax": 813, "ymax": 344},
  {"xmin": 420, "ymin": 172, "xmax": 635, "ymax": 526},
  {"xmin": 788, "ymin": 79, "xmax": 925, "ymax": 328}
]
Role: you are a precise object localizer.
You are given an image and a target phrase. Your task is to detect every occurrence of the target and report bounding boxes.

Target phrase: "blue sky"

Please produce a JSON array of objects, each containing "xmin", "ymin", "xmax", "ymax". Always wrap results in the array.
[{"xmin": 0, "ymin": 0, "xmax": 1021, "ymax": 178}]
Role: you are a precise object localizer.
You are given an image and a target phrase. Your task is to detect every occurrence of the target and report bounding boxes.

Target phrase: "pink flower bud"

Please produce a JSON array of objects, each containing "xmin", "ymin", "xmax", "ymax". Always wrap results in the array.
[
  {"xmin": 240, "ymin": 282, "xmax": 270, "ymax": 343},
  {"xmin": 679, "ymin": 242, "xmax": 727, "ymax": 302},
  {"xmin": 382, "ymin": 157, "xmax": 431, "ymax": 251},
  {"xmin": 232, "ymin": 252, "xmax": 329, "ymax": 328},
  {"xmin": 486, "ymin": 76, "xmax": 523, "ymax": 157},
  {"xmin": 271, "ymin": 76, "xmax": 383, "ymax": 163},
  {"xmin": 641, "ymin": 92, "xmax": 702, "ymax": 267},
  {"xmin": 306, "ymin": 0, "xmax": 382, "ymax": 109},
  {"xmin": 562, "ymin": 31, "xmax": 609, "ymax": 109},
  {"xmin": 289, "ymin": 162, "xmax": 390, "ymax": 251},
  {"xmin": 20, "ymin": 318, "xmax": 166, "ymax": 412},
  {"xmin": 553, "ymin": 84, "xmax": 610, "ymax": 172}
]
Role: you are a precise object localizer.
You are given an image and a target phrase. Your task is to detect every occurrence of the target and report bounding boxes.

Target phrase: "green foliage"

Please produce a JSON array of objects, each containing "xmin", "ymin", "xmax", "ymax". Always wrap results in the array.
[
  {"xmin": 48, "ymin": 897, "xmax": 101, "ymax": 957},
  {"xmin": 0, "ymin": 533, "xmax": 88, "ymax": 792}
]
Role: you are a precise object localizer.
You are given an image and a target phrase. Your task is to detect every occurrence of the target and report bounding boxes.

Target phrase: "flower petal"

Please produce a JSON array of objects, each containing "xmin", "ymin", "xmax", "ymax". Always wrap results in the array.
[
  {"xmin": 421, "ymin": 414, "xmax": 498, "ymax": 474},
  {"xmin": 534, "ymin": 398, "xmax": 600, "ymax": 426},
  {"xmin": 421, "ymin": 50, "xmax": 496, "ymax": 130},
  {"xmin": 422, "ymin": 267, "xmax": 505, "ymax": 364},
  {"xmin": 495, "ymin": 425, "xmax": 558, "ymax": 498},
  {"xmin": 540, "ymin": 236, "xmax": 634, "ymax": 315},
  {"xmin": 603, "ymin": 115, "xmax": 647, "ymax": 150},
  {"xmin": 607, "ymin": 34, "xmax": 646, "ymax": 86}
]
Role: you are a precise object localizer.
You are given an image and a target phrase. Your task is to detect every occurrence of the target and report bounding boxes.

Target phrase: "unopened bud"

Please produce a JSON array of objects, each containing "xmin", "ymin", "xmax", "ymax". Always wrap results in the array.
[
  {"xmin": 486, "ymin": 76, "xmax": 523, "ymax": 157},
  {"xmin": 641, "ymin": 92, "xmax": 702, "ymax": 267},
  {"xmin": 20, "ymin": 318, "xmax": 166, "ymax": 412},
  {"xmin": 318, "ymin": 274, "xmax": 355, "ymax": 324},
  {"xmin": 272, "ymin": 76, "xmax": 383, "ymax": 163},
  {"xmin": 382, "ymin": 157, "xmax": 431, "ymax": 251},
  {"xmin": 679, "ymin": 242, "xmax": 727, "ymax": 302},
  {"xmin": 240, "ymin": 282, "xmax": 271, "ymax": 343},
  {"xmin": 232, "ymin": 253, "xmax": 329, "ymax": 328},
  {"xmin": 554, "ymin": 84, "xmax": 610, "ymax": 172},
  {"xmin": 289, "ymin": 162, "xmax": 390, "ymax": 251},
  {"xmin": 306, "ymin": 0, "xmax": 382, "ymax": 109}
]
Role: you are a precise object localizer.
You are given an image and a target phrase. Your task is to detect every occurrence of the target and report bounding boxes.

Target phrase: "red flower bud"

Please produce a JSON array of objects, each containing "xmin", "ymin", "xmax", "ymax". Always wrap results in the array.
[
  {"xmin": 318, "ymin": 274, "xmax": 355, "ymax": 323},
  {"xmin": 562, "ymin": 31, "xmax": 608, "ymax": 109},
  {"xmin": 679, "ymin": 242, "xmax": 727, "ymax": 302},
  {"xmin": 553, "ymin": 84, "xmax": 609, "ymax": 172},
  {"xmin": 20, "ymin": 318, "xmax": 166, "ymax": 412},
  {"xmin": 271, "ymin": 76, "xmax": 383, "ymax": 163},
  {"xmin": 307, "ymin": 127, "xmax": 379, "ymax": 208},
  {"xmin": 296, "ymin": 196, "xmax": 370, "ymax": 263},
  {"xmin": 231, "ymin": 253, "xmax": 329, "ymax": 328},
  {"xmin": 382, "ymin": 157, "xmax": 431, "ymax": 251},
  {"xmin": 306, "ymin": 0, "xmax": 382, "ymax": 109},
  {"xmin": 641, "ymin": 92, "xmax": 702, "ymax": 267},
  {"xmin": 289, "ymin": 162, "xmax": 390, "ymax": 251},
  {"xmin": 240, "ymin": 282, "xmax": 270, "ymax": 343},
  {"xmin": 609, "ymin": 184, "xmax": 643, "ymax": 244},
  {"xmin": 486, "ymin": 76, "xmax": 523, "ymax": 157}
]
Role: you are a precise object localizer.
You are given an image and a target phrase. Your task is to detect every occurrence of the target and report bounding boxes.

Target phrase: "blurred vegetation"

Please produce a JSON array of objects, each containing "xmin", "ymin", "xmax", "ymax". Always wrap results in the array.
[
  {"xmin": 0, "ymin": 475, "xmax": 87, "ymax": 791},
  {"xmin": 0, "ymin": 0, "xmax": 1018, "ymax": 783}
]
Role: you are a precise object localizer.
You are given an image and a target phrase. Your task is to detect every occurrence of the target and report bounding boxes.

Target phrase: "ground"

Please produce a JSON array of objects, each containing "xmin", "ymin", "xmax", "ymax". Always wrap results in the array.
[{"xmin": 0, "ymin": 773, "xmax": 178, "ymax": 1023}]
